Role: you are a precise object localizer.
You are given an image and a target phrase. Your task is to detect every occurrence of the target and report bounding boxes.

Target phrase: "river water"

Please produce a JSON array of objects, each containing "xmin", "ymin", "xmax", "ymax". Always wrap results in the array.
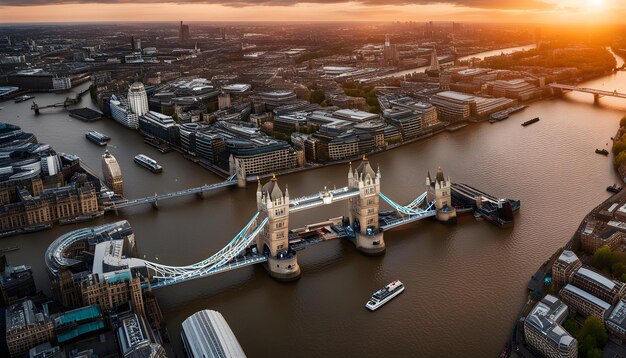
[
  {"xmin": 0, "ymin": 51, "xmax": 625, "ymax": 357},
  {"xmin": 378, "ymin": 44, "xmax": 537, "ymax": 79}
]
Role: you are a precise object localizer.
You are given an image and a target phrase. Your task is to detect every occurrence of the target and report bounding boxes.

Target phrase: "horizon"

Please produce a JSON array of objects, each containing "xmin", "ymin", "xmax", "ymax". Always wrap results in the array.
[{"xmin": 0, "ymin": 0, "xmax": 623, "ymax": 24}]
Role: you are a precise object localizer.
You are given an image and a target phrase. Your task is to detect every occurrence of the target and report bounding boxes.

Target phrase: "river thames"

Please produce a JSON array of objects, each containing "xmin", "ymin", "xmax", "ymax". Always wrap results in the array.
[{"xmin": 1, "ymin": 52, "xmax": 625, "ymax": 357}]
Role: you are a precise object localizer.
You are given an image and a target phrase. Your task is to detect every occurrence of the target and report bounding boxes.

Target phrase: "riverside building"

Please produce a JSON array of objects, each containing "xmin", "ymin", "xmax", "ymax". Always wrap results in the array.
[
  {"xmin": 523, "ymin": 295, "xmax": 577, "ymax": 358},
  {"xmin": 560, "ymin": 284, "xmax": 612, "ymax": 321},
  {"xmin": 127, "ymin": 82, "xmax": 149, "ymax": 117}
]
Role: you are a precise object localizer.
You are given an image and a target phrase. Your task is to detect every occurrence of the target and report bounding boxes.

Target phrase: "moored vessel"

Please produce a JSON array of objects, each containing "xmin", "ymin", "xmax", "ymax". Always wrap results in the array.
[
  {"xmin": 607, "ymin": 184, "xmax": 622, "ymax": 193},
  {"xmin": 521, "ymin": 117, "xmax": 540, "ymax": 127},
  {"xmin": 365, "ymin": 280, "xmax": 404, "ymax": 311},
  {"xmin": 14, "ymin": 95, "xmax": 34, "ymax": 103},
  {"xmin": 595, "ymin": 148, "xmax": 609, "ymax": 156},
  {"xmin": 134, "ymin": 154, "xmax": 162, "ymax": 173}
]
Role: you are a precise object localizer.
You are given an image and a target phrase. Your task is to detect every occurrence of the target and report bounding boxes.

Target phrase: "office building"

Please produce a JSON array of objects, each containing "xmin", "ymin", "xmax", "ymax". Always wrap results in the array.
[
  {"xmin": 488, "ymin": 79, "xmax": 540, "ymax": 101},
  {"xmin": 5, "ymin": 300, "xmax": 54, "ymax": 357},
  {"xmin": 181, "ymin": 310, "xmax": 246, "ymax": 358},
  {"xmin": 115, "ymin": 313, "xmax": 166, "ymax": 358},
  {"xmin": 110, "ymin": 95, "xmax": 139, "ymax": 129},
  {"xmin": 607, "ymin": 297, "xmax": 626, "ymax": 342},
  {"xmin": 560, "ymin": 284, "xmax": 611, "ymax": 320},
  {"xmin": 127, "ymin": 82, "xmax": 149, "ymax": 117},
  {"xmin": 570, "ymin": 267, "xmax": 626, "ymax": 304},
  {"xmin": 139, "ymin": 111, "xmax": 180, "ymax": 146},
  {"xmin": 552, "ymin": 250, "xmax": 582, "ymax": 289},
  {"xmin": 429, "ymin": 91, "xmax": 473, "ymax": 123},
  {"xmin": 0, "ymin": 258, "xmax": 37, "ymax": 306},
  {"xmin": 102, "ymin": 150, "xmax": 123, "ymax": 196},
  {"xmin": 52, "ymin": 76, "xmax": 72, "ymax": 91},
  {"xmin": 523, "ymin": 295, "xmax": 577, "ymax": 358}
]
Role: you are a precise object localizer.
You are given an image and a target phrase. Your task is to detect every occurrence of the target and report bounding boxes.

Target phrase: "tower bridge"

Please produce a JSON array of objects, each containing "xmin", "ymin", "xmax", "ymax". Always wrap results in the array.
[{"xmin": 47, "ymin": 159, "xmax": 519, "ymax": 289}]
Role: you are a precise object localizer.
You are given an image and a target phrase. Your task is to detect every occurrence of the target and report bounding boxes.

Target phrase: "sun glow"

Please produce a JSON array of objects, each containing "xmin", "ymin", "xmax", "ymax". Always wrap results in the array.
[{"xmin": 588, "ymin": 0, "xmax": 606, "ymax": 9}]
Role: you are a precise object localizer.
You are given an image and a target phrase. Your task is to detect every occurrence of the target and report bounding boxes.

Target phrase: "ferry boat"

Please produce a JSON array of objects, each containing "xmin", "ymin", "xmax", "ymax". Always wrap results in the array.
[
  {"xmin": 134, "ymin": 154, "xmax": 163, "ymax": 173},
  {"xmin": 607, "ymin": 184, "xmax": 622, "ymax": 193},
  {"xmin": 14, "ymin": 95, "xmax": 34, "ymax": 103},
  {"xmin": 521, "ymin": 117, "xmax": 540, "ymax": 127},
  {"xmin": 85, "ymin": 130, "xmax": 110, "ymax": 146},
  {"xmin": 365, "ymin": 280, "xmax": 404, "ymax": 311},
  {"xmin": 595, "ymin": 148, "xmax": 609, "ymax": 156}
]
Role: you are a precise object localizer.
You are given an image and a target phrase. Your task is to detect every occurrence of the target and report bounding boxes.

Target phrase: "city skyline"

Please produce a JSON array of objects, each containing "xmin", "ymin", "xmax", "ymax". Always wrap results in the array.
[{"xmin": 0, "ymin": 0, "xmax": 622, "ymax": 24}]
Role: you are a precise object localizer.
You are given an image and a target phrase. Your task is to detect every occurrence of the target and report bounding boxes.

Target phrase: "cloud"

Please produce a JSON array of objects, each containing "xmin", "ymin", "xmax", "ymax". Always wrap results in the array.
[{"xmin": 0, "ymin": 0, "xmax": 555, "ymax": 10}]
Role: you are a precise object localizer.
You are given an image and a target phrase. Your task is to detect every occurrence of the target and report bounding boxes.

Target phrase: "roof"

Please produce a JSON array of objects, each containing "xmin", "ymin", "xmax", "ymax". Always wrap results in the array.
[
  {"xmin": 576, "ymin": 267, "xmax": 616, "ymax": 290},
  {"xmin": 261, "ymin": 175, "xmax": 283, "ymax": 201},
  {"xmin": 558, "ymin": 250, "xmax": 580, "ymax": 265},
  {"xmin": 562, "ymin": 284, "xmax": 611, "ymax": 310},
  {"xmin": 355, "ymin": 158, "xmax": 376, "ymax": 179},
  {"xmin": 56, "ymin": 305, "xmax": 102, "ymax": 326},
  {"xmin": 181, "ymin": 310, "xmax": 246, "ymax": 358},
  {"xmin": 525, "ymin": 295, "xmax": 574, "ymax": 349},
  {"xmin": 608, "ymin": 298, "xmax": 626, "ymax": 331}
]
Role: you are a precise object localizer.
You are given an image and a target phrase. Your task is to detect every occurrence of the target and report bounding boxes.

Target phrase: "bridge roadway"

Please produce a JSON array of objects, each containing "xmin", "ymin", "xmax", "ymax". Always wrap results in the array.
[
  {"xmin": 289, "ymin": 187, "xmax": 360, "ymax": 212},
  {"xmin": 105, "ymin": 174, "xmax": 237, "ymax": 211},
  {"xmin": 549, "ymin": 83, "xmax": 626, "ymax": 99}
]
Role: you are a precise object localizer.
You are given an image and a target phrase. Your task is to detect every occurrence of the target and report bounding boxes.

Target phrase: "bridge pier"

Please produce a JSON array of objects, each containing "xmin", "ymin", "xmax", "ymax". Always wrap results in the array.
[
  {"xmin": 594, "ymin": 94, "xmax": 601, "ymax": 103},
  {"xmin": 196, "ymin": 191, "xmax": 204, "ymax": 199},
  {"xmin": 256, "ymin": 176, "xmax": 301, "ymax": 282},
  {"xmin": 347, "ymin": 158, "xmax": 386, "ymax": 256},
  {"xmin": 151, "ymin": 193, "xmax": 158, "ymax": 209}
]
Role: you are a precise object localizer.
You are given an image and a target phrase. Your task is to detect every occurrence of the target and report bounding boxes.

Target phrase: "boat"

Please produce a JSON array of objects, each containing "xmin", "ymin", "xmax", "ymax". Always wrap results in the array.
[
  {"xmin": 59, "ymin": 211, "xmax": 105, "ymax": 225},
  {"xmin": 365, "ymin": 280, "xmax": 404, "ymax": 311},
  {"xmin": 607, "ymin": 184, "xmax": 622, "ymax": 193},
  {"xmin": 489, "ymin": 105, "xmax": 528, "ymax": 123},
  {"xmin": 521, "ymin": 117, "xmax": 540, "ymax": 127},
  {"xmin": 0, "ymin": 245, "xmax": 19, "ymax": 253},
  {"xmin": 595, "ymin": 148, "xmax": 609, "ymax": 156},
  {"xmin": 85, "ymin": 130, "xmax": 110, "ymax": 146},
  {"xmin": 134, "ymin": 154, "xmax": 163, "ymax": 173},
  {"xmin": 14, "ymin": 95, "xmax": 34, "ymax": 103}
]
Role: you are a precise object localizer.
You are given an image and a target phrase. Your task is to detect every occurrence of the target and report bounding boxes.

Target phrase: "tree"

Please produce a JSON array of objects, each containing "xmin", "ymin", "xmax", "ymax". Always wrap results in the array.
[
  {"xmin": 309, "ymin": 89, "xmax": 326, "ymax": 105},
  {"xmin": 578, "ymin": 316, "xmax": 608, "ymax": 357},
  {"xmin": 620, "ymin": 116, "xmax": 626, "ymax": 127},
  {"xmin": 592, "ymin": 246, "xmax": 612, "ymax": 272},
  {"xmin": 563, "ymin": 316, "xmax": 579, "ymax": 337}
]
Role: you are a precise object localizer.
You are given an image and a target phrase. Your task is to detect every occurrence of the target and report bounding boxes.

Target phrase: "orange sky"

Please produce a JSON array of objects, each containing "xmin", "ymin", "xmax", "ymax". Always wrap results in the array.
[{"xmin": 0, "ymin": 0, "xmax": 623, "ymax": 24}]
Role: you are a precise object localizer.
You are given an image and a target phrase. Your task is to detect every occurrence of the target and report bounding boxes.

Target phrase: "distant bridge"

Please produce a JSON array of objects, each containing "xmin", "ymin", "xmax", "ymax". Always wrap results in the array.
[
  {"xmin": 549, "ymin": 83, "xmax": 626, "ymax": 101},
  {"xmin": 104, "ymin": 174, "xmax": 237, "ymax": 211}
]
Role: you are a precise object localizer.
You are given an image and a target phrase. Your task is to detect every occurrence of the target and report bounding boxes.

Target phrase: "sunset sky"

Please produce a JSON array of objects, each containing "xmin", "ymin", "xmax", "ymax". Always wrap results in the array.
[{"xmin": 0, "ymin": 0, "xmax": 623, "ymax": 24}]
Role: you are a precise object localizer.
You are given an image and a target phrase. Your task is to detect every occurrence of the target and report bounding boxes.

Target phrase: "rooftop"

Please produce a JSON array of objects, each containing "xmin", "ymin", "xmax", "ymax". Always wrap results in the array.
[
  {"xmin": 576, "ymin": 267, "xmax": 616, "ymax": 291},
  {"xmin": 562, "ymin": 284, "xmax": 611, "ymax": 310}
]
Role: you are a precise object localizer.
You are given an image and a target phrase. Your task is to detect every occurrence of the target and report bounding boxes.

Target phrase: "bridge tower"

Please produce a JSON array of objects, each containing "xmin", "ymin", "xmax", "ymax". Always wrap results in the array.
[
  {"xmin": 230, "ymin": 155, "xmax": 247, "ymax": 188},
  {"xmin": 426, "ymin": 167, "xmax": 456, "ymax": 223},
  {"xmin": 256, "ymin": 175, "xmax": 301, "ymax": 281},
  {"xmin": 348, "ymin": 157, "xmax": 385, "ymax": 256}
]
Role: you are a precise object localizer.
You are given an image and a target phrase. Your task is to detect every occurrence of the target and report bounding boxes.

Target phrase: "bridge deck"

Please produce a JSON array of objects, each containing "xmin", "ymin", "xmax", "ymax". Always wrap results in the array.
[
  {"xmin": 290, "ymin": 187, "xmax": 360, "ymax": 212},
  {"xmin": 550, "ymin": 83, "xmax": 626, "ymax": 99},
  {"xmin": 105, "ymin": 177, "xmax": 237, "ymax": 210}
]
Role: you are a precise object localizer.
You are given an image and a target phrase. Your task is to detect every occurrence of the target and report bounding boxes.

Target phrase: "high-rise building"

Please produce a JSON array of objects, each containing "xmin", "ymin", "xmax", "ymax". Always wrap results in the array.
[
  {"xmin": 181, "ymin": 310, "xmax": 246, "ymax": 358},
  {"xmin": 429, "ymin": 47, "xmax": 440, "ymax": 72},
  {"xmin": 179, "ymin": 21, "xmax": 190, "ymax": 41},
  {"xmin": 127, "ymin": 82, "xmax": 149, "ymax": 117},
  {"xmin": 109, "ymin": 95, "xmax": 139, "ymax": 129},
  {"xmin": 102, "ymin": 150, "xmax": 123, "ymax": 196}
]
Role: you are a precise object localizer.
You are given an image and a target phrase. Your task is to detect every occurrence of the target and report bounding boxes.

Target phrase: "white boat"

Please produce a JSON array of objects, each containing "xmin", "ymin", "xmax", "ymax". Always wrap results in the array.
[
  {"xmin": 365, "ymin": 280, "xmax": 404, "ymax": 311},
  {"xmin": 134, "ymin": 154, "xmax": 163, "ymax": 173}
]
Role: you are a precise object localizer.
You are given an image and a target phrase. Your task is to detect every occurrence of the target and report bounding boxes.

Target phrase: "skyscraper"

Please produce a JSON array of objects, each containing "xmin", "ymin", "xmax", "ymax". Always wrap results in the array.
[
  {"xmin": 127, "ymin": 82, "xmax": 149, "ymax": 117},
  {"xmin": 179, "ymin": 21, "xmax": 190, "ymax": 41}
]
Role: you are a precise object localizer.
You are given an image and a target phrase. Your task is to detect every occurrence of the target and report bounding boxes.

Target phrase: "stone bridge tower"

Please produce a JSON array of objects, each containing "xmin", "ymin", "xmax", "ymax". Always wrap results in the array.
[
  {"xmin": 348, "ymin": 157, "xmax": 385, "ymax": 255},
  {"xmin": 256, "ymin": 175, "xmax": 300, "ymax": 281},
  {"xmin": 426, "ymin": 167, "xmax": 457, "ymax": 223}
]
